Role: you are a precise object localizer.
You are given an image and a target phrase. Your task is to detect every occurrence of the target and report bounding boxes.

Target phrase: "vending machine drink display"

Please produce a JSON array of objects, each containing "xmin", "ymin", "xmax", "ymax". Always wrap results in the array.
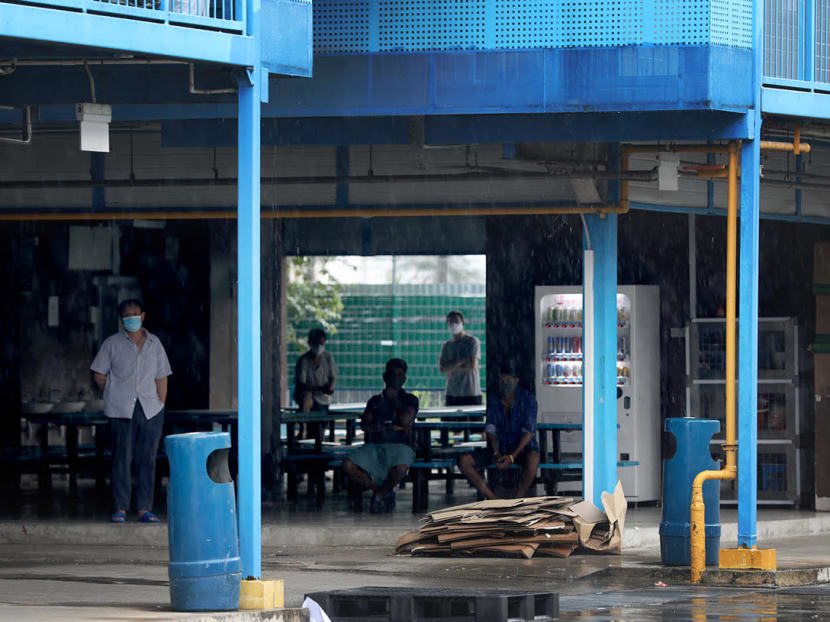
[{"xmin": 534, "ymin": 285, "xmax": 661, "ymax": 501}]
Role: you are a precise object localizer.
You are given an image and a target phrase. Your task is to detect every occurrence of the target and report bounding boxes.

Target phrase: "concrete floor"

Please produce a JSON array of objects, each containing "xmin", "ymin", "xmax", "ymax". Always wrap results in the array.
[
  {"xmin": 6, "ymin": 477, "xmax": 830, "ymax": 550},
  {"xmin": 5, "ymin": 479, "xmax": 830, "ymax": 620},
  {"xmin": 1, "ymin": 535, "xmax": 830, "ymax": 620}
]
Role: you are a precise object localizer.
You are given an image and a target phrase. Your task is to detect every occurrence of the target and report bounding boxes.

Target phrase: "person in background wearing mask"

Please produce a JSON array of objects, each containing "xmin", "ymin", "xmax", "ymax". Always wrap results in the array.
[
  {"xmin": 91, "ymin": 299, "xmax": 172, "ymax": 524},
  {"xmin": 342, "ymin": 358, "xmax": 418, "ymax": 513},
  {"xmin": 439, "ymin": 310, "xmax": 482, "ymax": 407},
  {"xmin": 294, "ymin": 328, "xmax": 337, "ymax": 415},
  {"xmin": 456, "ymin": 362, "xmax": 539, "ymax": 500},
  {"xmin": 293, "ymin": 329, "xmax": 337, "ymax": 455}
]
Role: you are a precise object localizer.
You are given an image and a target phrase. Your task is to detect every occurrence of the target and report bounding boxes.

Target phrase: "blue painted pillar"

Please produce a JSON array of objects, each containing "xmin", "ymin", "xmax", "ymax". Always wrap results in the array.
[
  {"xmin": 238, "ymin": 70, "xmax": 262, "ymax": 579},
  {"xmin": 582, "ymin": 210, "xmax": 618, "ymax": 505},
  {"xmin": 737, "ymin": 0, "xmax": 763, "ymax": 549},
  {"xmin": 738, "ymin": 137, "xmax": 760, "ymax": 549}
]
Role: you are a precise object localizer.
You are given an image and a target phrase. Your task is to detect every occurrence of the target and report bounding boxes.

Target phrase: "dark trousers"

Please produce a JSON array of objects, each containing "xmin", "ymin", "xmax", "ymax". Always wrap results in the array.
[{"xmin": 109, "ymin": 402, "xmax": 164, "ymax": 512}]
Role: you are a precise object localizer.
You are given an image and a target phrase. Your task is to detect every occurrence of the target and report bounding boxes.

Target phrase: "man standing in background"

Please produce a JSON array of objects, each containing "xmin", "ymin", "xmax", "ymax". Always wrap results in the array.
[
  {"xmin": 439, "ymin": 310, "xmax": 482, "ymax": 406},
  {"xmin": 91, "ymin": 299, "xmax": 172, "ymax": 524},
  {"xmin": 294, "ymin": 328, "xmax": 337, "ymax": 414}
]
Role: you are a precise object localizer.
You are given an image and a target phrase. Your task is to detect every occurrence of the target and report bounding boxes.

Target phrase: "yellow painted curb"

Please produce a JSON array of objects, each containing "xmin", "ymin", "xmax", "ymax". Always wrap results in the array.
[
  {"xmin": 239, "ymin": 579, "xmax": 285, "ymax": 610},
  {"xmin": 719, "ymin": 548, "xmax": 777, "ymax": 571}
]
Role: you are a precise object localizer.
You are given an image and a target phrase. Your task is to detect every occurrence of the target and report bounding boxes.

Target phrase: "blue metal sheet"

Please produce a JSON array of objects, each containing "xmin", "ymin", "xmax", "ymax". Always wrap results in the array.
[
  {"xmin": 0, "ymin": 3, "xmax": 256, "ymax": 66},
  {"xmin": 261, "ymin": 0, "xmax": 313, "ymax": 76},
  {"xmin": 0, "ymin": 46, "xmax": 752, "ymax": 115},
  {"xmin": 267, "ymin": 47, "xmax": 753, "ymax": 116},
  {"xmin": 762, "ymin": 85, "xmax": 830, "ymax": 117}
]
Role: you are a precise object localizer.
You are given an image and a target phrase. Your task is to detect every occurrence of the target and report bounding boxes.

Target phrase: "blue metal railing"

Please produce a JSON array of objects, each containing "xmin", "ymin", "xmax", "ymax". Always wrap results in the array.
[
  {"xmin": 10, "ymin": 0, "xmax": 245, "ymax": 33},
  {"xmin": 764, "ymin": 0, "xmax": 830, "ymax": 87},
  {"xmin": 818, "ymin": 0, "xmax": 830, "ymax": 83}
]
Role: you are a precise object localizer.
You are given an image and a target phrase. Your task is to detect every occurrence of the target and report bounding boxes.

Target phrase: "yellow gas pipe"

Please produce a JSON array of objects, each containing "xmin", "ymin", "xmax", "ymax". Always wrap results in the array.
[
  {"xmin": 689, "ymin": 140, "xmax": 739, "ymax": 584},
  {"xmin": 688, "ymin": 131, "xmax": 809, "ymax": 584}
]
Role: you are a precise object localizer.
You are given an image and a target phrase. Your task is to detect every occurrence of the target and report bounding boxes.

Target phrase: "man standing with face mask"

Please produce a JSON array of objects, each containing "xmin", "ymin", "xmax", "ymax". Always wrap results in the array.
[
  {"xmin": 91, "ymin": 299, "xmax": 172, "ymax": 523},
  {"xmin": 456, "ymin": 363, "xmax": 539, "ymax": 500},
  {"xmin": 439, "ymin": 311, "xmax": 482, "ymax": 407},
  {"xmin": 293, "ymin": 328, "xmax": 337, "ymax": 452},
  {"xmin": 294, "ymin": 328, "xmax": 337, "ymax": 414},
  {"xmin": 342, "ymin": 358, "xmax": 418, "ymax": 513}
]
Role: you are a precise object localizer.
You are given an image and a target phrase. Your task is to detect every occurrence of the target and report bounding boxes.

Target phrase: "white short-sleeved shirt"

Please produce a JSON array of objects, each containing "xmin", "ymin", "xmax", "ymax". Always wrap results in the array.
[
  {"xmin": 91, "ymin": 329, "xmax": 172, "ymax": 420},
  {"xmin": 295, "ymin": 351, "xmax": 337, "ymax": 406},
  {"xmin": 440, "ymin": 333, "xmax": 482, "ymax": 398}
]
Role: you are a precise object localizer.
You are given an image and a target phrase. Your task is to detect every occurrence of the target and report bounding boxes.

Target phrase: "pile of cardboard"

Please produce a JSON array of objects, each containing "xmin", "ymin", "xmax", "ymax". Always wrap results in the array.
[{"xmin": 396, "ymin": 482, "xmax": 627, "ymax": 560}]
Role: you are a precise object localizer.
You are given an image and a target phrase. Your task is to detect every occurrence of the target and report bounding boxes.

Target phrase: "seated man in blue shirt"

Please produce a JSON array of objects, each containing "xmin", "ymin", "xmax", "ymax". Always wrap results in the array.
[
  {"xmin": 457, "ymin": 363, "xmax": 540, "ymax": 500},
  {"xmin": 342, "ymin": 358, "xmax": 418, "ymax": 513}
]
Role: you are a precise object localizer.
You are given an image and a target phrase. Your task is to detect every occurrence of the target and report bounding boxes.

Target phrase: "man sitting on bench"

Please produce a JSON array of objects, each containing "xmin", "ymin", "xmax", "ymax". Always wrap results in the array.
[
  {"xmin": 342, "ymin": 358, "xmax": 418, "ymax": 513},
  {"xmin": 457, "ymin": 362, "xmax": 540, "ymax": 500}
]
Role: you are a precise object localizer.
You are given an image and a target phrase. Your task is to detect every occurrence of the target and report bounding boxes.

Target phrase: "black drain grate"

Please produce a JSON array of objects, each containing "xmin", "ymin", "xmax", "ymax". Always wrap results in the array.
[{"xmin": 305, "ymin": 586, "xmax": 559, "ymax": 622}]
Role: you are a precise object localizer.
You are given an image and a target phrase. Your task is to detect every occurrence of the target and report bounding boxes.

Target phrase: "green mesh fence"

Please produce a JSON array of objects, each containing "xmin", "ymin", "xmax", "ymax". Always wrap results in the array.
[{"xmin": 288, "ymin": 283, "xmax": 486, "ymax": 404}]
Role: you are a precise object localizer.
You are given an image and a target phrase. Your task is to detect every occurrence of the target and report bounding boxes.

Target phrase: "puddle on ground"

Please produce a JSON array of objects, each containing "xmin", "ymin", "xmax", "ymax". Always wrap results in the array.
[{"xmin": 560, "ymin": 587, "xmax": 830, "ymax": 620}]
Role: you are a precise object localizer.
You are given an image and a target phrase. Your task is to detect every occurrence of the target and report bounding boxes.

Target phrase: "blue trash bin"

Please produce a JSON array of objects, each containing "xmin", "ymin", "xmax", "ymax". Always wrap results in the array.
[
  {"xmin": 166, "ymin": 432, "xmax": 241, "ymax": 611},
  {"xmin": 659, "ymin": 418, "xmax": 721, "ymax": 566}
]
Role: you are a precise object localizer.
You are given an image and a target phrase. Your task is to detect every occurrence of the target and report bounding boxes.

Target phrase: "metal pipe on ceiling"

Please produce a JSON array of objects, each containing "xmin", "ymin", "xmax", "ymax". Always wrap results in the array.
[
  {"xmin": 0, "ymin": 203, "xmax": 629, "ymax": 222},
  {"xmin": 0, "ymin": 169, "xmax": 657, "ymax": 190}
]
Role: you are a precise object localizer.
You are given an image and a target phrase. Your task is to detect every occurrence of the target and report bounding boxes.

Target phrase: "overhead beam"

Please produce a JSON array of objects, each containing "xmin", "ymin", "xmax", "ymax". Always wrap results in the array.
[{"xmin": 0, "ymin": 48, "xmax": 752, "ymax": 115}]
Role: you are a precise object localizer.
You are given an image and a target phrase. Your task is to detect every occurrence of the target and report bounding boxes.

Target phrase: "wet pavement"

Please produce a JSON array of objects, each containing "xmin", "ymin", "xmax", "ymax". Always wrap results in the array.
[
  {"xmin": 4, "ymin": 480, "xmax": 830, "ymax": 620},
  {"xmin": 1, "ymin": 535, "xmax": 829, "ymax": 620},
  {"xmin": 560, "ymin": 586, "xmax": 830, "ymax": 620},
  {"xmin": 6, "ymin": 478, "xmax": 830, "ymax": 551}
]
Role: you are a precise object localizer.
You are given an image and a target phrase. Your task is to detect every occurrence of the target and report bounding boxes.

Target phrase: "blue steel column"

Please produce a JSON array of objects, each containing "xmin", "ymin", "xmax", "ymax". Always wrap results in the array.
[
  {"xmin": 738, "ymin": 138, "xmax": 760, "ymax": 549},
  {"xmin": 737, "ymin": 0, "xmax": 764, "ymax": 550},
  {"xmin": 238, "ymin": 74, "xmax": 262, "ymax": 579},
  {"xmin": 238, "ymin": 0, "xmax": 262, "ymax": 579},
  {"xmin": 583, "ymin": 213, "xmax": 618, "ymax": 504}
]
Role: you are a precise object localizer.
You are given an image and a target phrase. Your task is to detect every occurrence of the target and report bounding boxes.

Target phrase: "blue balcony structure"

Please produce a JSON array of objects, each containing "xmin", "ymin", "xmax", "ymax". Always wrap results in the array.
[
  {"xmin": 1, "ymin": 0, "xmax": 824, "ymax": 577},
  {"xmin": 0, "ymin": 0, "xmax": 312, "ymax": 582}
]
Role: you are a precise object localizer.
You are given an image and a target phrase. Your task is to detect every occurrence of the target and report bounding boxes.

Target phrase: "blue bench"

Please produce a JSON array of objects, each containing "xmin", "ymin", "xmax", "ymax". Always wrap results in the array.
[{"xmin": 281, "ymin": 446, "xmax": 359, "ymax": 505}]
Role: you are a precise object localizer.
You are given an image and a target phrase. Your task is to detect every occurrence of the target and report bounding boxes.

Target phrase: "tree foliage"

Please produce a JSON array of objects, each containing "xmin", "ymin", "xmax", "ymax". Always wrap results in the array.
[{"xmin": 286, "ymin": 256, "xmax": 344, "ymax": 352}]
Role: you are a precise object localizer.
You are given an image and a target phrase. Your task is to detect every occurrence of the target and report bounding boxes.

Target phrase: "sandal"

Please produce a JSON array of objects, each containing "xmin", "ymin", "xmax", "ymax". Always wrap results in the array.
[
  {"xmin": 110, "ymin": 511, "xmax": 126, "ymax": 523},
  {"xmin": 137, "ymin": 511, "xmax": 160, "ymax": 523}
]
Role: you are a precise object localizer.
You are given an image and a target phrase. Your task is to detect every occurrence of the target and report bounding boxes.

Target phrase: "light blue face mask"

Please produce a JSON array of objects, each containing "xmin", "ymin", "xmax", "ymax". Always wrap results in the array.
[{"xmin": 122, "ymin": 315, "xmax": 143, "ymax": 332}]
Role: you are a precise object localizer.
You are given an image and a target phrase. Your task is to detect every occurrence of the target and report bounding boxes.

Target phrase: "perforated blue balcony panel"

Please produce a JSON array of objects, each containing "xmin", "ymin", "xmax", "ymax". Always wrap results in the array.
[{"xmin": 312, "ymin": 0, "xmax": 753, "ymax": 54}]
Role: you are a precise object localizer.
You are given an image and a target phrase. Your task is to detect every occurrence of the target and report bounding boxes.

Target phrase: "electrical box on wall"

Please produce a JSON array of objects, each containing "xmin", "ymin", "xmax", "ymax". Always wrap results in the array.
[
  {"xmin": 76, "ymin": 103, "xmax": 111, "ymax": 153},
  {"xmin": 658, "ymin": 153, "xmax": 680, "ymax": 192}
]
